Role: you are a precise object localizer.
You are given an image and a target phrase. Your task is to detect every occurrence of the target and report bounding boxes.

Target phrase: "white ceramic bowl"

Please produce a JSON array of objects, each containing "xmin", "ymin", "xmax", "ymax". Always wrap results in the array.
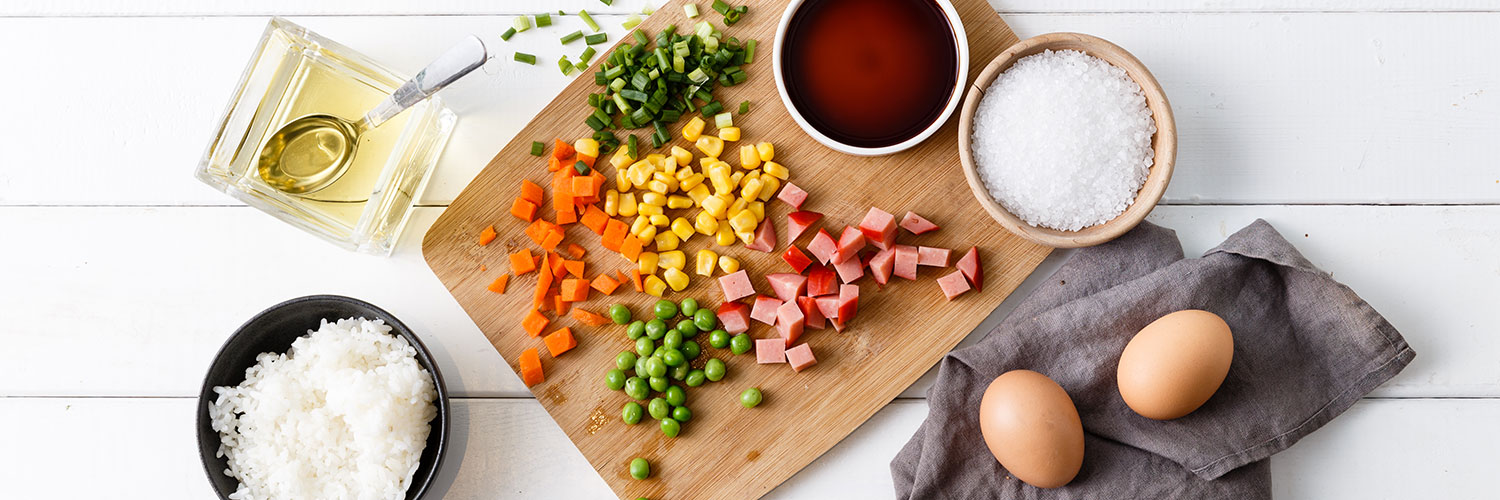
[{"xmin": 772, "ymin": 0, "xmax": 969, "ymax": 157}]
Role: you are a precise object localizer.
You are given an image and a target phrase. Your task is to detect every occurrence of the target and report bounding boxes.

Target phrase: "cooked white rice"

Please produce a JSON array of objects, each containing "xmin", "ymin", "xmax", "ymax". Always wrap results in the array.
[{"xmin": 209, "ymin": 317, "xmax": 437, "ymax": 500}]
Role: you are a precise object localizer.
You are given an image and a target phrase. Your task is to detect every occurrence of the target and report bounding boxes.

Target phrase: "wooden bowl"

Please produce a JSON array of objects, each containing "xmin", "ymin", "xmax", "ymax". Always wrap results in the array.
[{"xmin": 958, "ymin": 32, "xmax": 1176, "ymax": 248}]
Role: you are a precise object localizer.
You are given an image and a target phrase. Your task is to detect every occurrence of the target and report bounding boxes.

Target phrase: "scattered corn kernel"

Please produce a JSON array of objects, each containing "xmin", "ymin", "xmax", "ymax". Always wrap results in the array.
[
  {"xmin": 718, "ymin": 127, "xmax": 741, "ymax": 142},
  {"xmin": 654, "ymin": 231, "xmax": 680, "ymax": 251},
  {"xmin": 670, "ymin": 217, "xmax": 695, "ymax": 239},
  {"xmin": 695, "ymin": 249, "xmax": 718, "ymax": 276},
  {"xmin": 649, "ymin": 214, "xmax": 671, "ymax": 227},
  {"xmin": 658, "ymin": 250, "xmax": 686, "ymax": 271},
  {"xmin": 604, "ymin": 190, "xmax": 620, "ymax": 216},
  {"xmin": 714, "ymin": 225, "xmax": 736, "ymax": 246},
  {"xmin": 756, "ymin": 142, "xmax": 774, "ymax": 161},
  {"xmin": 727, "ymin": 197, "xmax": 748, "ymax": 219},
  {"xmin": 748, "ymin": 201, "xmax": 766, "ymax": 222},
  {"xmin": 616, "ymin": 167, "xmax": 630, "ymax": 190},
  {"xmin": 637, "ymin": 224, "xmax": 658, "ymax": 242},
  {"xmin": 663, "ymin": 267, "xmax": 690, "ymax": 291},
  {"xmin": 701, "ymin": 193, "xmax": 729, "ymax": 218},
  {"xmin": 651, "ymin": 172, "xmax": 680, "ymax": 191},
  {"xmin": 666, "ymin": 195, "xmax": 693, "ymax": 209},
  {"xmin": 700, "ymin": 156, "xmax": 719, "ymax": 169},
  {"xmin": 695, "ymin": 136, "xmax": 724, "ymax": 158},
  {"xmin": 686, "ymin": 184, "xmax": 712, "ymax": 204},
  {"xmin": 757, "ymin": 176, "xmax": 780, "ymax": 202},
  {"xmin": 648, "ymin": 179, "xmax": 671, "ymax": 194},
  {"xmin": 728, "ymin": 210, "xmax": 758, "ymax": 235},
  {"xmin": 679, "ymin": 173, "xmax": 705, "ymax": 191},
  {"xmin": 741, "ymin": 177, "xmax": 764, "ymax": 200},
  {"xmin": 631, "ymin": 215, "xmax": 651, "ymax": 234},
  {"xmin": 739, "ymin": 145, "xmax": 761, "ymax": 170},
  {"xmin": 718, "ymin": 255, "xmax": 741, "ymax": 274},
  {"xmin": 638, "ymin": 203, "xmax": 664, "ymax": 217},
  {"xmin": 694, "ymin": 211, "xmax": 720, "ymax": 235},
  {"xmin": 643, "ymin": 275, "xmax": 667, "ymax": 297},
  {"xmin": 709, "ymin": 165, "xmax": 734, "ymax": 194},
  {"xmin": 619, "ymin": 192, "xmax": 638, "ymax": 216},
  {"xmin": 642, "ymin": 192, "xmax": 667, "ymax": 207},
  {"xmin": 682, "ymin": 116, "xmax": 706, "ymax": 141},
  {"xmin": 738, "ymin": 231, "xmax": 755, "ymax": 245},
  {"xmin": 674, "ymin": 165, "xmax": 696, "ymax": 181},
  {"xmin": 638, "ymin": 252, "xmax": 660, "ymax": 275},
  {"xmin": 573, "ymin": 138, "xmax": 599, "ymax": 158},
  {"xmin": 671, "ymin": 146, "xmax": 693, "ymax": 167},
  {"xmin": 610, "ymin": 147, "xmax": 635, "ymax": 169},
  {"xmin": 762, "ymin": 161, "xmax": 789, "ymax": 180},
  {"xmin": 730, "ymin": 171, "xmax": 745, "ymax": 188}
]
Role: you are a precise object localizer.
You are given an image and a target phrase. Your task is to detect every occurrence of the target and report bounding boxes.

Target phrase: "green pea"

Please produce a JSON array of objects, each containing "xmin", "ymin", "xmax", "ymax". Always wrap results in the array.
[
  {"xmin": 634, "ymin": 356, "xmax": 648, "ymax": 378},
  {"xmin": 708, "ymin": 329, "xmax": 730, "ymax": 348},
  {"xmin": 660, "ymin": 417, "xmax": 681, "ymax": 438},
  {"xmin": 663, "ymin": 330, "xmax": 683, "ymax": 349},
  {"xmin": 622, "ymin": 402, "xmax": 643, "ymax": 424},
  {"xmin": 649, "ymin": 375, "xmax": 670, "ymax": 392},
  {"xmin": 616, "ymin": 351, "xmax": 638, "ymax": 371},
  {"xmin": 626, "ymin": 320, "xmax": 646, "ymax": 340},
  {"xmin": 740, "ymin": 387, "xmax": 763, "ymax": 408},
  {"xmin": 704, "ymin": 358, "xmax": 726, "ymax": 381},
  {"xmin": 624, "ymin": 377, "xmax": 649, "ymax": 400},
  {"xmin": 672, "ymin": 405, "xmax": 693, "ymax": 422},
  {"xmin": 730, "ymin": 333, "xmax": 752, "ymax": 354},
  {"xmin": 629, "ymin": 457, "xmax": 650, "ymax": 480},
  {"xmin": 693, "ymin": 308, "xmax": 717, "ymax": 331},
  {"xmin": 685, "ymin": 369, "xmax": 706, "ymax": 387},
  {"xmin": 670, "ymin": 364, "xmax": 689, "ymax": 381},
  {"xmin": 681, "ymin": 340, "xmax": 701, "ymax": 360},
  {"xmin": 654, "ymin": 299, "xmax": 678, "ymax": 319},
  {"xmin": 645, "ymin": 357, "xmax": 667, "ymax": 377},
  {"xmin": 635, "ymin": 337, "xmax": 655, "ymax": 357},
  {"xmin": 645, "ymin": 319, "xmax": 667, "ymax": 340},
  {"xmin": 676, "ymin": 319, "xmax": 699, "ymax": 338},
  {"xmin": 648, "ymin": 397, "xmax": 670, "ymax": 419},
  {"xmin": 610, "ymin": 304, "xmax": 633, "ymax": 325},
  {"xmin": 680, "ymin": 298, "xmax": 699, "ymax": 316},
  {"xmin": 606, "ymin": 369, "xmax": 627, "ymax": 390},
  {"xmin": 661, "ymin": 348, "xmax": 685, "ymax": 367},
  {"xmin": 664, "ymin": 385, "xmax": 686, "ymax": 407}
]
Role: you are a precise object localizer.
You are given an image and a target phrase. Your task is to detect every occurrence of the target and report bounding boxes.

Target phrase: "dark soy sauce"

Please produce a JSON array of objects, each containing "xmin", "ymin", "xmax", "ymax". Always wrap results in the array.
[{"xmin": 782, "ymin": 0, "xmax": 958, "ymax": 148}]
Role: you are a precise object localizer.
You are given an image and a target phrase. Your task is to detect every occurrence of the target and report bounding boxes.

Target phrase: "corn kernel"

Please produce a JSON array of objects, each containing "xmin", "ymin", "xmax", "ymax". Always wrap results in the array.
[
  {"xmin": 718, "ymin": 126, "xmax": 741, "ymax": 142},
  {"xmin": 695, "ymin": 249, "xmax": 718, "ymax": 276},
  {"xmin": 718, "ymin": 255, "xmax": 741, "ymax": 274},
  {"xmin": 637, "ymin": 224, "xmax": 657, "ymax": 242},
  {"xmin": 741, "ymin": 169, "xmax": 760, "ymax": 187},
  {"xmin": 638, "ymin": 252, "xmax": 659, "ymax": 275},
  {"xmin": 674, "ymin": 165, "xmax": 696, "ymax": 181},
  {"xmin": 670, "ymin": 146, "xmax": 693, "ymax": 168},
  {"xmin": 670, "ymin": 217, "xmax": 695, "ymax": 239},
  {"xmin": 628, "ymin": 161, "xmax": 652, "ymax": 187},
  {"xmin": 616, "ymin": 166, "xmax": 630, "ymax": 190},
  {"xmin": 663, "ymin": 267, "xmax": 690, "ymax": 291},
  {"xmin": 679, "ymin": 173, "xmax": 705, "ymax": 191},
  {"xmin": 738, "ymin": 231, "xmax": 755, "ymax": 245},
  {"xmin": 709, "ymin": 165, "xmax": 734, "ymax": 194},
  {"xmin": 654, "ymin": 231, "xmax": 680, "ymax": 251},
  {"xmin": 714, "ymin": 225, "xmax": 736, "ymax": 246},
  {"xmin": 617, "ymin": 192, "xmax": 637, "ymax": 217},
  {"xmin": 700, "ymin": 156, "xmax": 719, "ymax": 169},
  {"xmin": 631, "ymin": 215, "xmax": 651, "ymax": 235},
  {"xmin": 756, "ymin": 142, "xmax": 774, "ymax": 161},
  {"xmin": 682, "ymin": 116, "xmax": 706, "ymax": 141},
  {"xmin": 762, "ymin": 161, "xmax": 789, "ymax": 180},
  {"xmin": 646, "ymin": 154, "xmax": 666, "ymax": 170},
  {"xmin": 748, "ymin": 201, "xmax": 765, "ymax": 222},
  {"xmin": 649, "ymin": 214, "xmax": 671, "ymax": 226},
  {"xmin": 727, "ymin": 197, "xmax": 748, "ymax": 219},
  {"xmin": 651, "ymin": 172, "xmax": 680, "ymax": 191},
  {"xmin": 701, "ymin": 195, "xmax": 729, "ymax": 219},
  {"xmin": 665, "ymin": 195, "xmax": 692, "ymax": 210},
  {"xmin": 610, "ymin": 146, "xmax": 635, "ymax": 169},
  {"xmin": 728, "ymin": 210, "xmax": 758, "ymax": 234},
  {"xmin": 730, "ymin": 171, "xmax": 745, "ymax": 189},
  {"xmin": 638, "ymin": 203, "xmax": 664, "ymax": 217},
  {"xmin": 686, "ymin": 184, "xmax": 712, "ymax": 205},
  {"xmin": 658, "ymin": 250, "xmax": 686, "ymax": 271},
  {"xmin": 643, "ymin": 275, "xmax": 667, "ymax": 297},
  {"xmin": 574, "ymin": 138, "xmax": 599, "ymax": 158},
  {"xmin": 695, "ymin": 136, "xmax": 724, "ymax": 158},
  {"xmin": 739, "ymin": 145, "xmax": 761, "ymax": 170},
  {"xmin": 757, "ymin": 176, "xmax": 780, "ymax": 202},
  {"xmin": 741, "ymin": 177, "xmax": 764, "ymax": 200},
  {"xmin": 654, "ymin": 154, "xmax": 676, "ymax": 175},
  {"xmin": 604, "ymin": 190, "xmax": 620, "ymax": 216},
  {"xmin": 694, "ymin": 211, "xmax": 720, "ymax": 235},
  {"xmin": 648, "ymin": 180, "xmax": 670, "ymax": 194},
  {"xmin": 641, "ymin": 192, "xmax": 666, "ymax": 207}
]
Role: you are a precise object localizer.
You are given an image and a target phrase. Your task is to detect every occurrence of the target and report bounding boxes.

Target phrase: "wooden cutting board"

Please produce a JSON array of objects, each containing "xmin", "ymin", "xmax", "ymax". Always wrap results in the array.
[{"xmin": 423, "ymin": 1, "xmax": 1044, "ymax": 498}]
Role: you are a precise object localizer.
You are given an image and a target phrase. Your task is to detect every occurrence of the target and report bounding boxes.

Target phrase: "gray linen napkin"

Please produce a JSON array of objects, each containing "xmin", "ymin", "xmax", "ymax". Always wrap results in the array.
[{"xmin": 891, "ymin": 220, "xmax": 1415, "ymax": 499}]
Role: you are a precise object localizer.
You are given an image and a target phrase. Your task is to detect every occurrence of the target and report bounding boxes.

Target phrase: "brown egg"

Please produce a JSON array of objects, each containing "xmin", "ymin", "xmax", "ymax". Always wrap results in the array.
[
  {"xmin": 1117, "ymin": 309, "xmax": 1234, "ymax": 420},
  {"xmin": 977, "ymin": 370, "xmax": 1085, "ymax": 489}
]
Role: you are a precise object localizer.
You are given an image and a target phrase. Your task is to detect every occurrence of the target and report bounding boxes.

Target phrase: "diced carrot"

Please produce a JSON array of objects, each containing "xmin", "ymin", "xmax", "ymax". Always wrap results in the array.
[
  {"xmin": 534, "ymin": 255, "xmax": 554, "ymax": 308},
  {"xmin": 547, "ymin": 155, "xmax": 563, "ymax": 172},
  {"xmin": 560, "ymin": 278, "xmax": 590, "ymax": 302},
  {"xmin": 630, "ymin": 269, "xmax": 644, "ymax": 292},
  {"xmin": 591, "ymin": 274, "xmax": 621, "ymax": 295},
  {"xmin": 601, "ymin": 219, "xmax": 629, "ymax": 251},
  {"xmin": 510, "ymin": 198, "xmax": 538, "ymax": 222},
  {"xmin": 509, "ymin": 249, "xmax": 536, "ymax": 275},
  {"xmin": 548, "ymin": 252, "xmax": 568, "ymax": 276},
  {"xmin": 523, "ymin": 309, "xmax": 549, "ymax": 337},
  {"xmin": 620, "ymin": 235, "xmax": 643, "ymax": 262},
  {"xmin": 480, "ymin": 264, "xmax": 487, "ymax": 272},
  {"xmin": 555, "ymin": 204, "xmax": 578, "ymax": 225},
  {"xmin": 571, "ymin": 177, "xmax": 599, "ymax": 204},
  {"xmin": 617, "ymin": 270, "xmax": 632, "ymax": 287},
  {"xmin": 577, "ymin": 153, "xmax": 596, "ymax": 168},
  {"xmin": 564, "ymin": 243, "xmax": 587, "ymax": 259},
  {"xmin": 554, "ymin": 295, "xmax": 571, "ymax": 315},
  {"xmin": 572, "ymin": 308, "xmax": 613, "ymax": 327},
  {"xmin": 486, "ymin": 274, "xmax": 510, "ymax": 293},
  {"xmin": 525, "ymin": 219, "xmax": 558, "ymax": 246},
  {"xmin": 519, "ymin": 348, "xmax": 544, "ymax": 387},
  {"xmin": 540, "ymin": 228, "xmax": 565, "ymax": 251},
  {"xmin": 552, "ymin": 139, "xmax": 576, "ymax": 161},
  {"xmin": 520, "ymin": 179, "xmax": 545, "ymax": 206},
  {"xmin": 479, "ymin": 225, "xmax": 498, "ymax": 246},
  {"xmin": 543, "ymin": 327, "xmax": 577, "ymax": 357},
  {"xmin": 579, "ymin": 205, "xmax": 609, "ymax": 235},
  {"xmin": 563, "ymin": 260, "xmax": 586, "ymax": 278}
]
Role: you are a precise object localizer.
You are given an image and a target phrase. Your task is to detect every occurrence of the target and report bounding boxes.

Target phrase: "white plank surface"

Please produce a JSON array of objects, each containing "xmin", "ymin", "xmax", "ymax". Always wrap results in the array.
[{"xmin": 3, "ymin": 397, "xmax": 1496, "ymax": 499}]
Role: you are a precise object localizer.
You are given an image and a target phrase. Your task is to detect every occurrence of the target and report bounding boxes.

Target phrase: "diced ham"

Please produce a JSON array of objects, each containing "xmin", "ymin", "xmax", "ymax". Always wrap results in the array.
[
  {"xmin": 807, "ymin": 265, "xmax": 838, "ymax": 296},
  {"xmin": 785, "ymin": 343, "xmax": 817, "ymax": 372},
  {"xmin": 814, "ymin": 295, "xmax": 840, "ymax": 321},
  {"xmin": 937, "ymin": 270, "xmax": 972, "ymax": 300},
  {"xmin": 750, "ymin": 295, "xmax": 783, "ymax": 325},
  {"xmin": 858, "ymin": 207, "xmax": 898, "ymax": 250},
  {"xmin": 766, "ymin": 273, "xmax": 808, "ymax": 302},
  {"xmin": 893, "ymin": 245, "xmax": 919, "ymax": 280},
  {"xmin": 756, "ymin": 338, "xmax": 786, "ymax": 364},
  {"xmin": 868, "ymin": 247, "xmax": 896, "ymax": 285},
  {"xmin": 716, "ymin": 302, "xmax": 751, "ymax": 333},
  {"xmin": 797, "ymin": 296, "xmax": 825, "ymax": 329},
  {"xmin": 833, "ymin": 254, "xmax": 864, "ymax": 283},
  {"xmin": 833, "ymin": 226, "xmax": 866, "ymax": 264},
  {"xmin": 776, "ymin": 300, "xmax": 805, "ymax": 346},
  {"xmin": 777, "ymin": 182, "xmax": 809, "ymax": 209},
  {"xmin": 786, "ymin": 211, "xmax": 823, "ymax": 242},
  {"xmin": 806, "ymin": 229, "xmax": 838, "ymax": 265},
  {"xmin": 917, "ymin": 246, "xmax": 950, "ymax": 267},
  {"xmin": 719, "ymin": 270, "xmax": 755, "ymax": 301},
  {"xmin": 782, "ymin": 246, "xmax": 814, "ymax": 273},
  {"xmin": 900, "ymin": 212, "xmax": 940, "ymax": 235},
  {"xmin": 957, "ymin": 246, "xmax": 983, "ymax": 291},
  {"xmin": 837, "ymin": 284, "xmax": 859, "ymax": 323},
  {"xmin": 745, "ymin": 216, "xmax": 777, "ymax": 252}
]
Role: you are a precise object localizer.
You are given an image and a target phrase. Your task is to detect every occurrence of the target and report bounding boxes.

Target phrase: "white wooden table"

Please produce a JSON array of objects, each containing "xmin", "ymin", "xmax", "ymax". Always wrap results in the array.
[{"xmin": 3, "ymin": 0, "xmax": 1498, "ymax": 497}]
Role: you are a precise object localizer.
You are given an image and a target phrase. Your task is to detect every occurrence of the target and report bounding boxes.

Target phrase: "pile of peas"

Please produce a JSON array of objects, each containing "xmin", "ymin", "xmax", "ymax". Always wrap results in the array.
[{"xmin": 604, "ymin": 297, "xmax": 759, "ymax": 438}]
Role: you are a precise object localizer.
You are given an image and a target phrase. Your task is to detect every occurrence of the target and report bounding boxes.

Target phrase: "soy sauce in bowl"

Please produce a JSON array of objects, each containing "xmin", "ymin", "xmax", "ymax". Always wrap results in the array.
[{"xmin": 777, "ymin": 0, "xmax": 963, "ymax": 153}]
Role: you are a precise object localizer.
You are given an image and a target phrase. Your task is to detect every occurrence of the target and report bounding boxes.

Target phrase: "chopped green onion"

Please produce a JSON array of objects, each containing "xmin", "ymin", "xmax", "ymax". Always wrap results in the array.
[
  {"xmin": 738, "ymin": 100, "xmax": 750, "ymax": 114},
  {"xmin": 560, "ymin": 30, "xmax": 584, "ymax": 44},
  {"xmin": 579, "ymin": 10, "xmax": 600, "ymax": 32},
  {"xmin": 627, "ymin": 135, "xmax": 639, "ymax": 159},
  {"xmin": 703, "ymin": 36, "xmax": 720, "ymax": 54},
  {"xmin": 585, "ymin": 32, "xmax": 609, "ymax": 45},
  {"xmin": 559, "ymin": 55, "xmax": 574, "ymax": 74},
  {"xmin": 535, "ymin": 12, "xmax": 553, "ymax": 27},
  {"xmin": 501, "ymin": 27, "xmax": 517, "ymax": 41},
  {"xmin": 695, "ymin": 21, "xmax": 715, "ymax": 39},
  {"xmin": 609, "ymin": 77, "xmax": 628, "ymax": 92},
  {"xmin": 714, "ymin": 112, "xmax": 733, "ymax": 128},
  {"xmin": 514, "ymin": 52, "xmax": 537, "ymax": 65},
  {"xmin": 574, "ymin": 161, "xmax": 590, "ymax": 175},
  {"xmin": 712, "ymin": 0, "xmax": 732, "ymax": 15},
  {"xmin": 642, "ymin": 4, "xmax": 655, "ymax": 14},
  {"xmin": 513, "ymin": 16, "xmax": 532, "ymax": 32},
  {"xmin": 623, "ymin": 14, "xmax": 642, "ymax": 30},
  {"xmin": 687, "ymin": 68, "xmax": 709, "ymax": 83},
  {"xmin": 673, "ymin": 55, "xmax": 685, "ymax": 73},
  {"xmin": 685, "ymin": 3, "xmax": 699, "ymax": 18},
  {"xmin": 579, "ymin": 47, "xmax": 597, "ymax": 63},
  {"xmin": 724, "ymin": 10, "xmax": 743, "ymax": 25},
  {"xmin": 744, "ymin": 39, "xmax": 757, "ymax": 63},
  {"xmin": 700, "ymin": 101, "xmax": 723, "ymax": 117},
  {"xmin": 632, "ymin": 30, "xmax": 650, "ymax": 46},
  {"xmin": 576, "ymin": 62, "xmax": 590, "ymax": 73},
  {"xmin": 530, "ymin": 141, "xmax": 546, "ymax": 156},
  {"xmin": 598, "ymin": 0, "xmax": 612, "ymax": 4}
]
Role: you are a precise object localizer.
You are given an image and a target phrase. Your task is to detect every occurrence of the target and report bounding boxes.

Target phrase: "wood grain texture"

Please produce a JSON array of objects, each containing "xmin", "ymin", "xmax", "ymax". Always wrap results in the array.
[{"xmin": 420, "ymin": 1, "xmax": 1044, "ymax": 497}]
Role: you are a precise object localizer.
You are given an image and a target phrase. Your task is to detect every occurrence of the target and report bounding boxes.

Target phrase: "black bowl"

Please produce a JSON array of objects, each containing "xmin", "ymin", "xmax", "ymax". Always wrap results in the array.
[{"xmin": 196, "ymin": 295, "xmax": 449, "ymax": 499}]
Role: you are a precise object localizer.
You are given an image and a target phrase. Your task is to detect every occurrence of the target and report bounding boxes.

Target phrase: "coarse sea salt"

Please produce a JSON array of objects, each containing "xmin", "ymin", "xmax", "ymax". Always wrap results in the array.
[{"xmin": 971, "ymin": 49, "xmax": 1156, "ymax": 231}]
